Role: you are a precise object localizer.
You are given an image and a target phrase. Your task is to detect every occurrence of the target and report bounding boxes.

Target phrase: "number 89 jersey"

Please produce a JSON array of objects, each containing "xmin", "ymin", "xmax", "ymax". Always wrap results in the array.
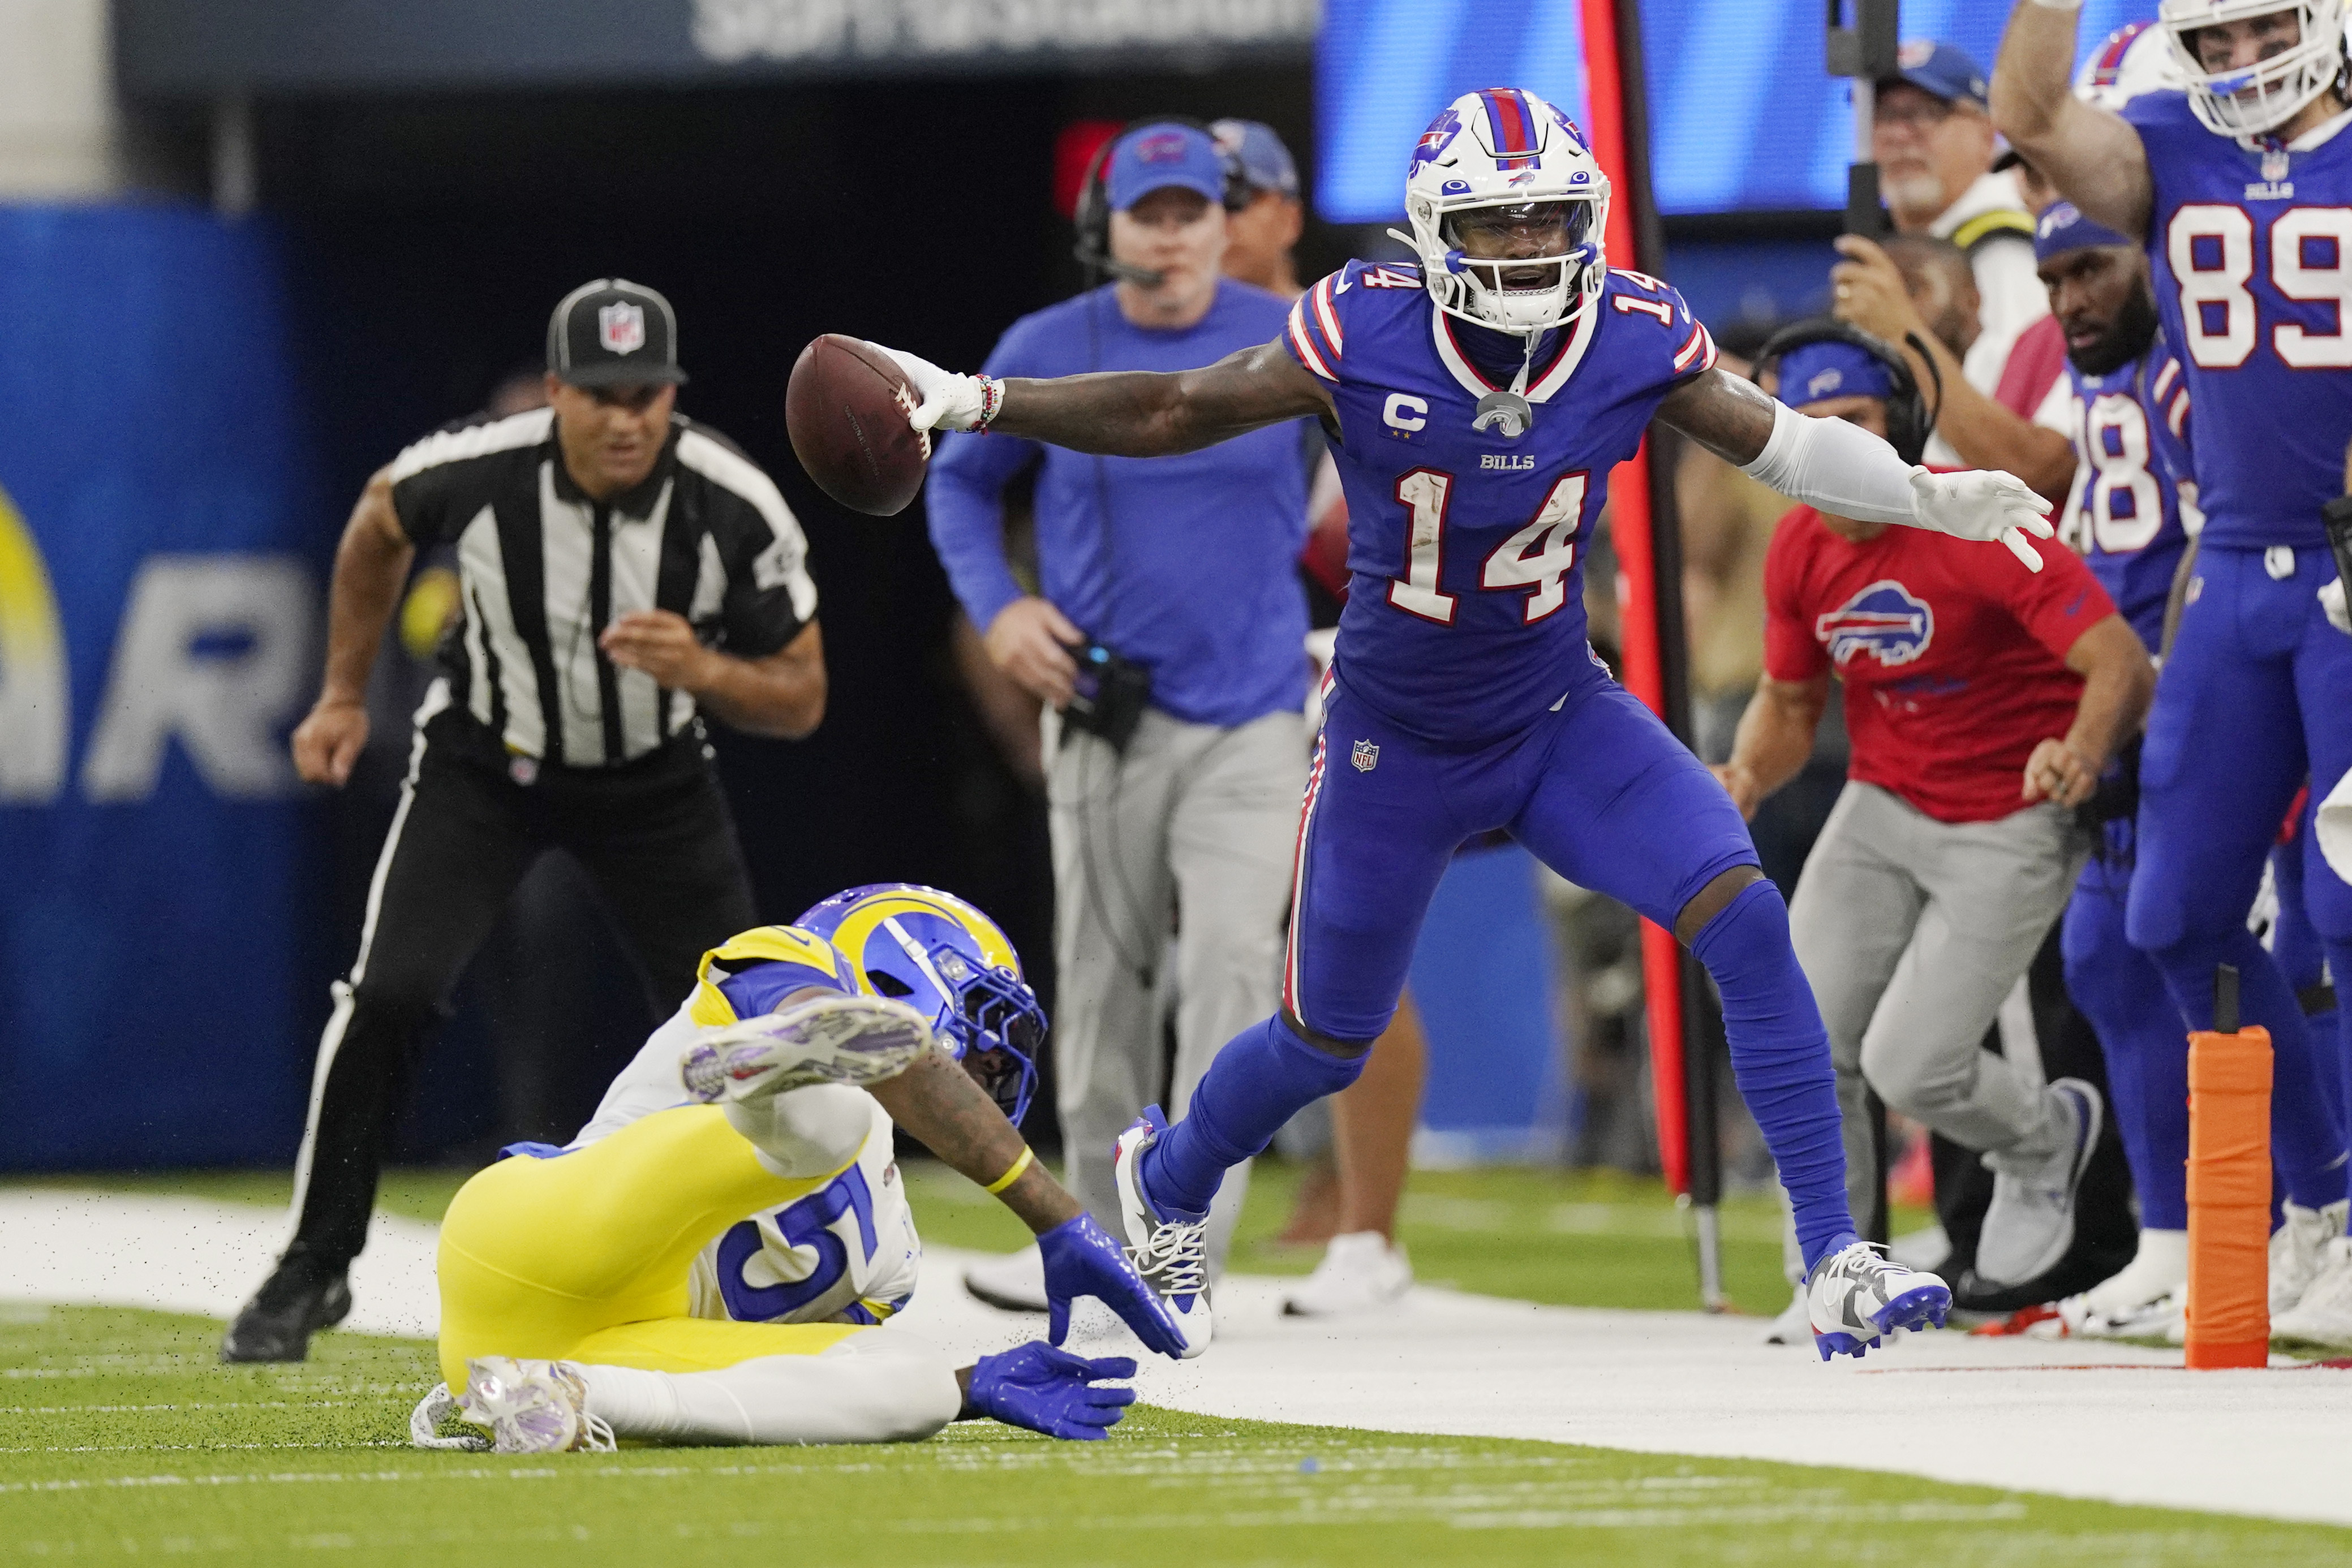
[
  {"xmin": 2123, "ymin": 90, "xmax": 2352, "ymax": 549},
  {"xmin": 1284, "ymin": 259, "xmax": 1717, "ymax": 744},
  {"xmin": 2063, "ymin": 331, "xmax": 2197, "ymax": 652}
]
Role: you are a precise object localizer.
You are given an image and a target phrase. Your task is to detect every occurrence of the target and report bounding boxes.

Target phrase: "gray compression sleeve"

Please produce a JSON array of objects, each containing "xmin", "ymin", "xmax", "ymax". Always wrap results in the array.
[{"xmin": 1738, "ymin": 400, "xmax": 1924, "ymax": 527}]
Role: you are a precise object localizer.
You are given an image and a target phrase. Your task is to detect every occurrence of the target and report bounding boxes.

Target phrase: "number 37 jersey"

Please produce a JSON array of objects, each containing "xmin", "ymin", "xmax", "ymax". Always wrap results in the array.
[
  {"xmin": 1283, "ymin": 260, "xmax": 1717, "ymax": 744},
  {"xmin": 2125, "ymin": 91, "xmax": 2352, "ymax": 549}
]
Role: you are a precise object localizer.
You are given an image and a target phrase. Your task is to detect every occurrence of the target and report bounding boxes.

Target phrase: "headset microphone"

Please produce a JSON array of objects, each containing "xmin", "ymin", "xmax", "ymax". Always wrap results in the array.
[{"xmin": 1082, "ymin": 253, "xmax": 1167, "ymax": 288}]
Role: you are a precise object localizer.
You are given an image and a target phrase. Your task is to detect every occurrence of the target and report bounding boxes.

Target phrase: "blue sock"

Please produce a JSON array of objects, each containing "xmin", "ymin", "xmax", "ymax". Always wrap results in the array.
[
  {"xmin": 2145, "ymin": 926, "xmax": 2348, "ymax": 1208},
  {"xmin": 1141, "ymin": 1014, "xmax": 1368, "ymax": 1220},
  {"xmin": 1688, "ymin": 880, "xmax": 1855, "ymax": 1273}
]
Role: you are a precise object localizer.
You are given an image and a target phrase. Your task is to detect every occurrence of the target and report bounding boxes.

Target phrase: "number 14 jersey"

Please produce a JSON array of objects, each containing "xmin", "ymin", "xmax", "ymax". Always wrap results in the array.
[
  {"xmin": 1283, "ymin": 260, "xmax": 1717, "ymax": 745},
  {"xmin": 2125, "ymin": 91, "xmax": 2352, "ymax": 549}
]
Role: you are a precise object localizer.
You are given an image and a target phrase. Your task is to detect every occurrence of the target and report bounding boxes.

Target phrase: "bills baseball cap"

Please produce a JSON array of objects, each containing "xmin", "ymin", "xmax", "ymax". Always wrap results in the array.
[
  {"xmin": 1879, "ymin": 39, "xmax": 1990, "ymax": 110},
  {"xmin": 1105, "ymin": 122, "xmax": 1229, "ymax": 212},
  {"xmin": 546, "ymin": 278, "xmax": 688, "ymax": 388},
  {"xmin": 1211, "ymin": 118, "xmax": 1300, "ymax": 199},
  {"xmin": 2035, "ymin": 201, "xmax": 2135, "ymax": 262},
  {"xmin": 1781, "ymin": 340, "xmax": 1894, "ymax": 408}
]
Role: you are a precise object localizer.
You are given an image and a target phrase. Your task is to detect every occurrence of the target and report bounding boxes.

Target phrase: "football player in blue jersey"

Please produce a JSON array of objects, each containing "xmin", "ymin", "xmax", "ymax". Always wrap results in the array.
[
  {"xmin": 1996, "ymin": 1, "xmax": 2352, "ymax": 1345},
  {"xmin": 2034, "ymin": 200, "xmax": 2205, "ymax": 1336},
  {"xmin": 868, "ymin": 87, "xmax": 2057, "ymax": 1359}
]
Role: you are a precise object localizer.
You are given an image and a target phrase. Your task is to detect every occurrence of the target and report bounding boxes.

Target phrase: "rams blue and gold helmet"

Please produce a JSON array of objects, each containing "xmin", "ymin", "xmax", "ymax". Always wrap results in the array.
[{"xmin": 793, "ymin": 883, "xmax": 1043, "ymax": 1126}]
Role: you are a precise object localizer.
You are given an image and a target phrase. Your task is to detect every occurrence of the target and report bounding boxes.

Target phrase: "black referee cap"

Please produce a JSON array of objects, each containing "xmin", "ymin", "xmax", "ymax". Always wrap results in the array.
[{"xmin": 547, "ymin": 278, "xmax": 688, "ymax": 388}]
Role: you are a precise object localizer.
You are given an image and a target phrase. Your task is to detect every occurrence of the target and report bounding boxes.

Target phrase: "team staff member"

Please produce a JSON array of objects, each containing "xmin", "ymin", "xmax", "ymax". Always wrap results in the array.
[
  {"xmin": 930, "ymin": 122, "xmax": 1311, "ymax": 1296},
  {"xmin": 225, "ymin": 279, "xmax": 825, "ymax": 1363},
  {"xmin": 1716, "ymin": 336, "xmax": 2153, "ymax": 1309},
  {"xmin": 1867, "ymin": 40, "xmax": 2048, "ymax": 416}
]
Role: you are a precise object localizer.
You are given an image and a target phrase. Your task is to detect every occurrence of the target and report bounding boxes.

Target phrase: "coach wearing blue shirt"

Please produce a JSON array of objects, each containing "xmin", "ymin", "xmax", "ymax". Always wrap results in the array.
[{"xmin": 930, "ymin": 122, "xmax": 1311, "ymax": 1296}]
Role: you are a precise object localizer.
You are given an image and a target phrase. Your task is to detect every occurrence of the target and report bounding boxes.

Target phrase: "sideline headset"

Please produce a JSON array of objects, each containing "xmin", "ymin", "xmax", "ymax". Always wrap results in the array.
[
  {"xmin": 1751, "ymin": 318, "xmax": 1943, "ymax": 467},
  {"xmin": 1072, "ymin": 117, "xmax": 1252, "ymax": 287}
]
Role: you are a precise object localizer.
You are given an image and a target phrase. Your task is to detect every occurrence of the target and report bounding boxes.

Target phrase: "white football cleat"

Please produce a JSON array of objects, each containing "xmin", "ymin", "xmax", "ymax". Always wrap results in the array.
[
  {"xmin": 457, "ymin": 1357, "xmax": 615, "ymax": 1454},
  {"xmin": 1112, "ymin": 1107, "xmax": 1212, "ymax": 1358},
  {"xmin": 2039, "ymin": 1227, "xmax": 2187, "ymax": 1339},
  {"xmin": 2270, "ymin": 1199, "xmax": 2349, "ymax": 1315},
  {"xmin": 2272, "ymin": 1237, "xmax": 2352, "ymax": 1349},
  {"xmin": 1282, "ymin": 1231, "xmax": 1412, "ymax": 1317},
  {"xmin": 408, "ymin": 1382, "xmax": 488, "ymax": 1450},
  {"xmin": 680, "ymin": 993, "xmax": 932, "ymax": 1105},
  {"xmin": 2048, "ymin": 1283, "xmax": 2185, "ymax": 1341},
  {"xmin": 1807, "ymin": 1240, "xmax": 1951, "ymax": 1359},
  {"xmin": 1763, "ymin": 1283, "xmax": 1813, "ymax": 1347}
]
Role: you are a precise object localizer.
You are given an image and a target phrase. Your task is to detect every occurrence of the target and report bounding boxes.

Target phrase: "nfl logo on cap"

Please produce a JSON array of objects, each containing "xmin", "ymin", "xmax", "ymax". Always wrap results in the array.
[
  {"xmin": 1352, "ymin": 739, "xmax": 1380, "ymax": 773},
  {"xmin": 600, "ymin": 301, "xmax": 646, "ymax": 355}
]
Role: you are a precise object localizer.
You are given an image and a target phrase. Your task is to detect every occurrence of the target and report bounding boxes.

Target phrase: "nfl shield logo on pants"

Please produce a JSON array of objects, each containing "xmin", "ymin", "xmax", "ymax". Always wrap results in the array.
[
  {"xmin": 599, "ymin": 301, "xmax": 646, "ymax": 354},
  {"xmin": 1351, "ymin": 739, "xmax": 1379, "ymax": 773}
]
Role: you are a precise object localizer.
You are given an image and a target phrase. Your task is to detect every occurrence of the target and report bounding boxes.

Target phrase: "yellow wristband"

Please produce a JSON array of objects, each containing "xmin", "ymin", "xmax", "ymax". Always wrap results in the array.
[{"xmin": 983, "ymin": 1146, "xmax": 1035, "ymax": 1195}]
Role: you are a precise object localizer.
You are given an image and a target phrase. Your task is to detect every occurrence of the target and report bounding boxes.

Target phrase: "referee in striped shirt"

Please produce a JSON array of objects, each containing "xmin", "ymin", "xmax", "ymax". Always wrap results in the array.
[{"xmin": 225, "ymin": 279, "xmax": 824, "ymax": 1362}]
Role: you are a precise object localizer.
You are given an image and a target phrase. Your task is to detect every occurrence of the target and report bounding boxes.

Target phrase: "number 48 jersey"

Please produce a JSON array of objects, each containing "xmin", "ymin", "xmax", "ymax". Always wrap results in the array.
[
  {"xmin": 1284, "ymin": 260, "xmax": 1717, "ymax": 744},
  {"xmin": 2123, "ymin": 91, "xmax": 2352, "ymax": 549},
  {"xmin": 2063, "ymin": 329, "xmax": 2198, "ymax": 652}
]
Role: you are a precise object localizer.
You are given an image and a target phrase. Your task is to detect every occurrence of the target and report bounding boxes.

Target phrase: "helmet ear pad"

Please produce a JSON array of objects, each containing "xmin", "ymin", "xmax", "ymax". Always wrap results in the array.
[{"xmin": 1752, "ymin": 319, "xmax": 1938, "ymax": 467}]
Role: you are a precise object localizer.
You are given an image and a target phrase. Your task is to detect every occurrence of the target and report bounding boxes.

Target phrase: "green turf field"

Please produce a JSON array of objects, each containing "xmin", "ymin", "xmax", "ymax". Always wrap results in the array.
[{"xmin": 5, "ymin": 1304, "xmax": 2345, "ymax": 1567}]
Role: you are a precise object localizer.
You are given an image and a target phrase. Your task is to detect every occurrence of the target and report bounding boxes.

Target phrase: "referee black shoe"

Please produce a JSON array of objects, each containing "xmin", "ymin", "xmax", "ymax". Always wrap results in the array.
[{"xmin": 221, "ymin": 1250, "xmax": 353, "ymax": 1364}]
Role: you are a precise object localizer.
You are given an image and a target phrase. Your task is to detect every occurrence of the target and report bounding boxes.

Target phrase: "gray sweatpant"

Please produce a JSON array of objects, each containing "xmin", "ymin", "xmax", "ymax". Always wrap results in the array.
[
  {"xmin": 1047, "ymin": 705, "xmax": 1307, "ymax": 1272},
  {"xmin": 1788, "ymin": 781, "xmax": 2091, "ymax": 1234}
]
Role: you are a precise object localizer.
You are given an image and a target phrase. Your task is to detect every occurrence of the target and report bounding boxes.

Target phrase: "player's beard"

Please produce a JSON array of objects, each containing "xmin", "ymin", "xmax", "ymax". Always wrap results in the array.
[{"xmin": 2066, "ymin": 286, "xmax": 2161, "ymax": 378}]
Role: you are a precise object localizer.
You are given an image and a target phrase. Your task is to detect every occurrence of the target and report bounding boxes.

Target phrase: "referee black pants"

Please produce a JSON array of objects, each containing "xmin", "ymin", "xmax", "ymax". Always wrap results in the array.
[{"xmin": 288, "ymin": 699, "xmax": 756, "ymax": 1269}]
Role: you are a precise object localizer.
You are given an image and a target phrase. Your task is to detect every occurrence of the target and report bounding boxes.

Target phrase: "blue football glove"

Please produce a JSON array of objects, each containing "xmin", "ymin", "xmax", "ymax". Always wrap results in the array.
[
  {"xmin": 968, "ymin": 1341, "xmax": 1138, "ymax": 1441},
  {"xmin": 1037, "ymin": 1212, "xmax": 1186, "ymax": 1360}
]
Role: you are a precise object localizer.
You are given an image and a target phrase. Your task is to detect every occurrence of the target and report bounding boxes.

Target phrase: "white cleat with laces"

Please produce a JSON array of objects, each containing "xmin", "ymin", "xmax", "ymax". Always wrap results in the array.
[
  {"xmin": 2270, "ymin": 1199, "xmax": 2349, "ymax": 1316},
  {"xmin": 2272, "ymin": 1237, "xmax": 2352, "ymax": 1350},
  {"xmin": 1111, "ymin": 1107, "xmax": 1212, "ymax": 1359},
  {"xmin": 455, "ymin": 1357, "xmax": 616, "ymax": 1454},
  {"xmin": 680, "ymin": 993, "xmax": 933, "ymax": 1106},
  {"xmin": 1807, "ymin": 1240, "xmax": 1951, "ymax": 1360}
]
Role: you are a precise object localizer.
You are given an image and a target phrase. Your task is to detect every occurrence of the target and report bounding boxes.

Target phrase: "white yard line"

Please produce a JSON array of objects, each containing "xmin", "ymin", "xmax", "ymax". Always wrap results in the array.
[{"xmin": 5, "ymin": 1189, "xmax": 2347, "ymax": 1527}]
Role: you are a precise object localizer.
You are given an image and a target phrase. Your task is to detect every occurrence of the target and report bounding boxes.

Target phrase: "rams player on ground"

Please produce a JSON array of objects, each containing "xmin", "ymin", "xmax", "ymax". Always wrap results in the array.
[{"xmin": 411, "ymin": 885, "xmax": 1184, "ymax": 1453}]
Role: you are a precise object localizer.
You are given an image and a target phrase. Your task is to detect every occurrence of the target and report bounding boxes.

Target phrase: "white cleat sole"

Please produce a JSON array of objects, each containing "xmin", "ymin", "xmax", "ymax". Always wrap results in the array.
[
  {"xmin": 457, "ymin": 1356, "xmax": 613, "ymax": 1454},
  {"xmin": 681, "ymin": 994, "xmax": 933, "ymax": 1105}
]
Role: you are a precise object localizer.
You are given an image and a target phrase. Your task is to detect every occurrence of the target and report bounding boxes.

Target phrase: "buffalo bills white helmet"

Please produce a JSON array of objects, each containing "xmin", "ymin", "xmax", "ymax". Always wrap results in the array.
[
  {"xmin": 2074, "ymin": 19, "xmax": 2188, "ymax": 110},
  {"xmin": 1399, "ymin": 87, "xmax": 1610, "ymax": 337},
  {"xmin": 2157, "ymin": 0, "xmax": 2346, "ymax": 136}
]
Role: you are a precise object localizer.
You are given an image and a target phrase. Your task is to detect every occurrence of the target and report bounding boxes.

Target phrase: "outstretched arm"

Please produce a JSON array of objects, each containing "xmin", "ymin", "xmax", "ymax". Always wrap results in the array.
[
  {"xmin": 866, "ymin": 1050, "xmax": 1188, "ymax": 1359},
  {"xmin": 1656, "ymin": 368, "xmax": 2054, "ymax": 569},
  {"xmin": 887, "ymin": 338, "xmax": 1334, "ymax": 456},
  {"xmin": 867, "ymin": 1049, "xmax": 1076, "ymax": 1233},
  {"xmin": 1990, "ymin": 0, "xmax": 2153, "ymax": 239}
]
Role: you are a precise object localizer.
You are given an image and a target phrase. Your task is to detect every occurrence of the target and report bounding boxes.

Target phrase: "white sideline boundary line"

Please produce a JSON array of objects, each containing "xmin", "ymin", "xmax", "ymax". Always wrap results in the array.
[{"xmin": 3, "ymin": 1188, "xmax": 2348, "ymax": 1528}]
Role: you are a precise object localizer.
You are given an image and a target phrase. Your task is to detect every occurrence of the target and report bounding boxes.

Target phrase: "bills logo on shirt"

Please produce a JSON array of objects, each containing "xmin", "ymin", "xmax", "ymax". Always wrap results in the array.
[{"xmin": 1816, "ymin": 580, "xmax": 1935, "ymax": 667}]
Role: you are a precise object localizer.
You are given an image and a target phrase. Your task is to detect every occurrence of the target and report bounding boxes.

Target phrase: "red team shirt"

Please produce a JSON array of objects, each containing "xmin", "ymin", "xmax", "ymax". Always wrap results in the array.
[{"xmin": 1763, "ymin": 505, "xmax": 2116, "ymax": 824}]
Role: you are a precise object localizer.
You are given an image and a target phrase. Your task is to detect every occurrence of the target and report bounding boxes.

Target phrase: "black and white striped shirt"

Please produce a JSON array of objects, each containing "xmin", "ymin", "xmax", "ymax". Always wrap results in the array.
[{"xmin": 388, "ymin": 408, "xmax": 816, "ymax": 768}]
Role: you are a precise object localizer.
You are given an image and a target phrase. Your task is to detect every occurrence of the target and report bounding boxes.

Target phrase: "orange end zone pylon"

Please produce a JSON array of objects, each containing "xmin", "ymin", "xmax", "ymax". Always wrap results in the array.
[{"xmin": 2185, "ymin": 964, "xmax": 2272, "ymax": 1369}]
